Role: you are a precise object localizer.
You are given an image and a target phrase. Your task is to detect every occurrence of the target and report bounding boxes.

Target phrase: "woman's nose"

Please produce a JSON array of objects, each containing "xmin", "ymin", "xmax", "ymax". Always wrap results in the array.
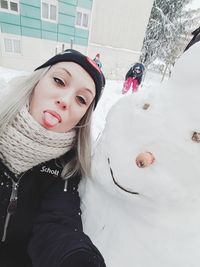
[
  {"xmin": 55, "ymin": 100, "xmax": 68, "ymax": 110},
  {"xmin": 56, "ymin": 91, "xmax": 74, "ymax": 110}
]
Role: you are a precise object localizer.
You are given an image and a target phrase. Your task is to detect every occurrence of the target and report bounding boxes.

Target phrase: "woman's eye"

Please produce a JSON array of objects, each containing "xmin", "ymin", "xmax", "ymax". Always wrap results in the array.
[
  {"xmin": 77, "ymin": 96, "xmax": 87, "ymax": 105},
  {"xmin": 53, "ymin": 77, "xmax": 65, "ymax": 86}
]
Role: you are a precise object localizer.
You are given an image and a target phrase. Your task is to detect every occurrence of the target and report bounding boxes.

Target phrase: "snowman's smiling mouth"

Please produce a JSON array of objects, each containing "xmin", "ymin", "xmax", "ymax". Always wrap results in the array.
[{"xmin": 107, "ymin": 158, "xmax": 139, "ymax": 195}]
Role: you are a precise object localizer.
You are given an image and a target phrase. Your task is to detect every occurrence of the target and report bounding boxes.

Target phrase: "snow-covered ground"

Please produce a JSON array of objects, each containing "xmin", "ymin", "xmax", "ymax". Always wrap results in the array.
[{"xmin": 1, "ymin": 43, "xmax": 200, "ymax": 267}]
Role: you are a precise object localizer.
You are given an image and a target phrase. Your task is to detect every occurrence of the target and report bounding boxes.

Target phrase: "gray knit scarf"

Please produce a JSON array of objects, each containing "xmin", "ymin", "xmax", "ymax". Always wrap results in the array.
[{"xmin": 0, "ymin": 104, "xmax": 76, "ymax": 175}]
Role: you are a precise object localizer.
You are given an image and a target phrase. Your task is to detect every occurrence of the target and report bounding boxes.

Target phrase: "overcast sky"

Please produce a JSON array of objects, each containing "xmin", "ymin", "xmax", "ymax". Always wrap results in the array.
[{"xmin": 188, "ymin": 0, "xmax": 200, "ymax": 9}]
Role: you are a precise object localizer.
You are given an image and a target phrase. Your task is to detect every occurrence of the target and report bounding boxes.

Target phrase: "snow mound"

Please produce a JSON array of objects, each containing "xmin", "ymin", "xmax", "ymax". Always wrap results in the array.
[{"xmin": 80, "ymin": 43, "xmax": 200, "ymax": 267}]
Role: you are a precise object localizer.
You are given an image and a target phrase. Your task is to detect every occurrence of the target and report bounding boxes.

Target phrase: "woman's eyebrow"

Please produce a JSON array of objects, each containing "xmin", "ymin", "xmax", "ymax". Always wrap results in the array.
[
  {"xmin": 57, "ymin": 67, "xmax": 72, "ymax": 77},
  {"xmin": 84, "ymin": 88, "xmax": 95, "ymax": 97}
]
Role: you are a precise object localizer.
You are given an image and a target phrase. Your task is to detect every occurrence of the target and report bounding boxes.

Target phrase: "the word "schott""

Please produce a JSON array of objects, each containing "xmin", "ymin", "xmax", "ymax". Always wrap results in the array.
[{"xmin": 40, "ymin": 166, "xmax": 59, "ymax": 176}]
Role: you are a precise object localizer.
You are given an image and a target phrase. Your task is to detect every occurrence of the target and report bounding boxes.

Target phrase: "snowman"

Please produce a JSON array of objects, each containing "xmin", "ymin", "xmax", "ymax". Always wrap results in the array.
[{"xmin": 80, "ymin": 43, "xmax": 200, "ymax": 267}]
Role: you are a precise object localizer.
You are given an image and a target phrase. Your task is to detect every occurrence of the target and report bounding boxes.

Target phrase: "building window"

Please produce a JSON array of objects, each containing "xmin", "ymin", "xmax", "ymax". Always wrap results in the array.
[
  {"xmin": 0, "ymin": 0, "xmax": 19, "ymax": 13},
  {"xmin": 41, "ymin": 0, "xmax": 57, "ymax": 23},
  {"xmin": 76, "ymin": 7, "xmax": 90, "ymax": 29},
  {"xmin": 3, "ymin": 37, "xmax": 21, "ymax": 54}
]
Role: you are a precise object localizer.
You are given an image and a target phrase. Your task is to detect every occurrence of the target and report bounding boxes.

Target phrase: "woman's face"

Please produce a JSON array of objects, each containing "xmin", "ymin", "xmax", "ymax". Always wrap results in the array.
[{"xmin": 29, "ymin": 62, "xmax": 96, "ymax": 133}]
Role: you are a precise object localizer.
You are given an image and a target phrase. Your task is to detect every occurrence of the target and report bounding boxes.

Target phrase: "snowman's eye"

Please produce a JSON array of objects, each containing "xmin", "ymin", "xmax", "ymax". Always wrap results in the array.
[{"xmin": 192, "ymin": 131, "xmax": 200, "ymax": 143}]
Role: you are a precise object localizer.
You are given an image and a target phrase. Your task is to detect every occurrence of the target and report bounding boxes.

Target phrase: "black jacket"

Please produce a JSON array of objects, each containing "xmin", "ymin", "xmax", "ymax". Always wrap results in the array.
[{"xmin": 0, "ymin": 151, "xmax": 106, "ymax": 267}]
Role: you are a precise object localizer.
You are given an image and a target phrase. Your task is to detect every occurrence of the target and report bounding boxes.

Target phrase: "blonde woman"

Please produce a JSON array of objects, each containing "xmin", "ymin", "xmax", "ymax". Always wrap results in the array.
[{"xmin": 0, "ymin": 49, "xmax": 106, "ymax": 267}]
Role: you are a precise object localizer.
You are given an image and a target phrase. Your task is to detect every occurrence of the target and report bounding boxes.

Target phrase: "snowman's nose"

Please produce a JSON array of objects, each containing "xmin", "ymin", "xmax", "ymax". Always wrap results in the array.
[{"xmin": 136, "ymin": 152, "xmax": 155, "ymax": 168}]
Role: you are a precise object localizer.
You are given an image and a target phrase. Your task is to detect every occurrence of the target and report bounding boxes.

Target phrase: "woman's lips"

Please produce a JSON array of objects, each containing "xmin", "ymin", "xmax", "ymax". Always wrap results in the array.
[{"xmin": 43, "ymin": 110, "xmax": 62, "ymax": 128}]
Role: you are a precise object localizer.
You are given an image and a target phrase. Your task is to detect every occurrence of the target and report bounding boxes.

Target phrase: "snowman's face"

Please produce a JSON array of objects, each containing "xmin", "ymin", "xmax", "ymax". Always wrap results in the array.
[{"xmin": 91, "ymin": 44, "xmax": 200, "ymax": 206}]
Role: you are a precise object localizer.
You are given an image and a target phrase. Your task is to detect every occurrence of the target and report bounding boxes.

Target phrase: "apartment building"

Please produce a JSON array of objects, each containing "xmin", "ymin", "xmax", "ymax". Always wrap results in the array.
[
  {"xmin": 0, "ymin": 0, "xmax": 93, "ymax": 70},
  {"xmin": 0, "ymin": 0, "xmax": 154, "ymax": 78}
]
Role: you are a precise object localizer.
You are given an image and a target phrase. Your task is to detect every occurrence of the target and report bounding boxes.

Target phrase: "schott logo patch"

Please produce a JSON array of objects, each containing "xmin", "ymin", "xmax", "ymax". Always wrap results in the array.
[{"xmin": 40, "ymin": 166, "xmax": 60, "ymax": 177}]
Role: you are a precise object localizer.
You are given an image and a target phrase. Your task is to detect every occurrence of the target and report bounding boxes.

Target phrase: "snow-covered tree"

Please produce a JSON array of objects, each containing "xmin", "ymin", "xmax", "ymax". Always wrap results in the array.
[{"xmin": 140, "ymin": 0, "xmax": 200, "ymax": 74}]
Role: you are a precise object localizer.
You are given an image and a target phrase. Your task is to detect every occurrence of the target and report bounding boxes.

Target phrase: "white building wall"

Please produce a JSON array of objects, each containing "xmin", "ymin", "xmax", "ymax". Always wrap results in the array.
[
  {"xmin": 0, "ymin": 33, "xmax": 87, "ymax": 71},
  {"xmin": 87, "ymin": 0, "xmax": 154, "ymax": 79}
]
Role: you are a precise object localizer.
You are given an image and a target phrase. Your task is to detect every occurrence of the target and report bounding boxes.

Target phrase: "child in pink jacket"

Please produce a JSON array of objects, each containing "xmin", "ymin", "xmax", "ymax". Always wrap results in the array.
[{"xmin": 122, "ymin": 63, "xmax": 145, "ymax": 94}]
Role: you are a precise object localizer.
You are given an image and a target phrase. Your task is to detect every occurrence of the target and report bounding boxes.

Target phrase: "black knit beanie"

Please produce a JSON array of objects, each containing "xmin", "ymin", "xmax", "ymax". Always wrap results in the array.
[{"xmin": 35, "ymin": 49, "xmax": 105, "ymax": 108}]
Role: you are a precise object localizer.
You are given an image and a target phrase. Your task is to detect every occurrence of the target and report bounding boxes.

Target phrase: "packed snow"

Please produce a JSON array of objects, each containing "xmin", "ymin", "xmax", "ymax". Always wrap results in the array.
[
  {"xmin": 81, "ymin": 43, "xmax": 200, "ymax": 267},
  {"xmin": 0, "ymin": 43, "xmax": 200, "ymax": 267}
]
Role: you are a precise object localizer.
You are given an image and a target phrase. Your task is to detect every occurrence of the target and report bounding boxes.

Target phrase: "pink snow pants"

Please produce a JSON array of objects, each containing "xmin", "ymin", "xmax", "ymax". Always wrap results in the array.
[{"xmin": 122, "ymin": 77, "xmax": 138, "ymax": 94}]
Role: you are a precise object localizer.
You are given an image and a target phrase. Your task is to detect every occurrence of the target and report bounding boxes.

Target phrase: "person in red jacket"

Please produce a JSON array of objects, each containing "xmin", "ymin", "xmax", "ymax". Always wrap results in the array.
[{"xmin": 122, "ymin": 63, "xmax": 145, "ymax": 94}]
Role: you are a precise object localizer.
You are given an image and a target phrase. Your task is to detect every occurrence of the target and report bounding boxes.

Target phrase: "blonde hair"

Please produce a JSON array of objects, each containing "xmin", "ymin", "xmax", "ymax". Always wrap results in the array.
[{"xmin": 0, "ymin": 67, "xmax": 93, "ymax": 178}]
